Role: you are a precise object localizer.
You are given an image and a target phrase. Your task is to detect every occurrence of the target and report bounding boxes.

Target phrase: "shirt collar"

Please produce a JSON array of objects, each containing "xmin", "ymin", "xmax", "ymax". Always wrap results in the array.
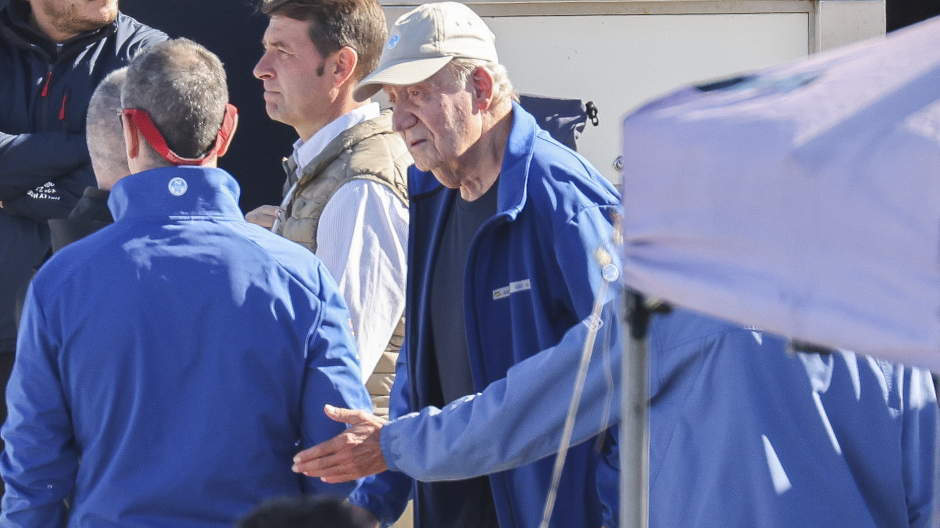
[{"xmin": 291, "ymin": 102, "xmax": 381, "ymax": 176}]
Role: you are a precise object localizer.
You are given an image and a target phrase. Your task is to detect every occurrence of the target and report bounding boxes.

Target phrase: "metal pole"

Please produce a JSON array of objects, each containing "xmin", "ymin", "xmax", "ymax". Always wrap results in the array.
[
  {"xmin": 539, "ymin": 245, "xmax": 618, "ymax": 528},
  {"xmin": 620, "ymin": 292, "xmax": 650, "ymax": 528}
]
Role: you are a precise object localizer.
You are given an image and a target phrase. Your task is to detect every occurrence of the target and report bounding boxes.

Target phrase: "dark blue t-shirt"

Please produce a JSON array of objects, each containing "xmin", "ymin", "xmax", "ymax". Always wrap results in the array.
[{"xmin": 422, "ymin": 177, "xmax": 501, "ymax": 528}]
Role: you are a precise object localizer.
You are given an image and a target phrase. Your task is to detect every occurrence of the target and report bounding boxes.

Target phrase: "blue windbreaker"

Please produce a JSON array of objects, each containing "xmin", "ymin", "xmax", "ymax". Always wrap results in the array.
[
  {"xmin": 351, "ymin": 102, "xmax": 621, "ymax": 527},
  {"xmin": 1, "ymin": 167, "xmax": 373, "ymax": 527},
  {"xmin": 376, "ymin": 294, "xmax": 939, "ymax": 527},
  {"xmin": 641, "ymin": 309, "xmax": 938, "ymax": 527}
]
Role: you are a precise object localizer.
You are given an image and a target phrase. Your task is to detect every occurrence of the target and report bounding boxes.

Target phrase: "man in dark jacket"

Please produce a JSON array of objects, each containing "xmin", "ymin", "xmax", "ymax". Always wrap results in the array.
[
  {"xmin": 48, "ymin": 66, "xmax": 128, "ymax": 252},
  {"xmin": 0, "ymin": 0, "xmax": 165, "ymax": 491},
  {"xmin": 11, "ymin": 66, "xmax": 129, "ymax": 332}
]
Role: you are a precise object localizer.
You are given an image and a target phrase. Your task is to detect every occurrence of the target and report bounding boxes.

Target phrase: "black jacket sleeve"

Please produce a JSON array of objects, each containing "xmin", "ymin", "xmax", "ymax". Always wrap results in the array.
[
  {"xmin": 0, "ymin": 129, "xmax": 91, "ymax": 201},
  {"xmin": 2, "ymin": 163, "xmax": 94, "ymax": 222}
]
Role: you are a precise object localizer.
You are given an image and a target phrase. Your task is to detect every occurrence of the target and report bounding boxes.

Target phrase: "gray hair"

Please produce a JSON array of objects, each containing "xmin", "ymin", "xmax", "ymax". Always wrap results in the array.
[
  {"xmin": 447, "ymin": 58, "xmax": 517, "ymax": 109},
  {"xmin": 86, "ymin": 67, "xmax": 129, "ymax": 189},
  {"xmin": 121, "ymin": 38, "xmax": 228, "ymax": 164}
]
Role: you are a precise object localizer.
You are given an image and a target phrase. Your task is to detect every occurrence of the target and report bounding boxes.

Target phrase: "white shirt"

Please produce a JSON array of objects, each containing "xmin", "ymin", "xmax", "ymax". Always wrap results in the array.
[
  {"xmin": 291, "ymin": 102, "xmax": 380, "ymax": 171},
  {"xmin": 290, "ymin": 103, "xmax": 408, "ymax": 380}
]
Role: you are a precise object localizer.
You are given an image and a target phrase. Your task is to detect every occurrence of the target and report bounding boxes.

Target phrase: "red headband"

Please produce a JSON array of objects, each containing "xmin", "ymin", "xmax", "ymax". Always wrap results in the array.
[{"xmin": 123, "ymin": 103, "xmax": 238, "ymax": 166}]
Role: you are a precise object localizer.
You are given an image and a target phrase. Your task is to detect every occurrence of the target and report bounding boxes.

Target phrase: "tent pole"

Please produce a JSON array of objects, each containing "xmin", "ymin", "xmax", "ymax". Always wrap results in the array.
[{"xmin": 621, "ymin": 292, "xmax": 650, "ymax": 528}]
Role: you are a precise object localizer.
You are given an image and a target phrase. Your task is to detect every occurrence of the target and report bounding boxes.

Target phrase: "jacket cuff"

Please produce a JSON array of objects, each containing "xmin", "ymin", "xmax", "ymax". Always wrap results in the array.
[{"xmin": 348, "ymin": 471, "xmax": 413, "ymax": 527}]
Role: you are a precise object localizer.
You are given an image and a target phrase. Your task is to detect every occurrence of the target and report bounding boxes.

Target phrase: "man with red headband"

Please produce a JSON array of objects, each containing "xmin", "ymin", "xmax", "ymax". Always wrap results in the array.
[{"xmin": 0, "ymin": 38, "xmax": 372, "ymax": 527}]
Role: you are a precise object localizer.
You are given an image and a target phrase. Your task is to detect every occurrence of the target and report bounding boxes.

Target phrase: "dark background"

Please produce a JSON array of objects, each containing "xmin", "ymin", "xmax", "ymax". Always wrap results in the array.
[
  {"xmin": 886, "ymin": 0, "xmax": 940, "ymax": 29},
  {"xmin": 2, "ymin": 0, "xmax": 937, "ymax": 212},
  {"xmin": 120, "ymin": 0, "xmax": 295, "ymax": 213}
]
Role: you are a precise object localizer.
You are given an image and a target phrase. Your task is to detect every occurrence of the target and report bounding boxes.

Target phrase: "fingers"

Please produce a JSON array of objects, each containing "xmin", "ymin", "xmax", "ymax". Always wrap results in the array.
[
  {"xmin": 292, "ymin": 437, "xmax": 379, "ymax": 483},
  {"xmin": 291, "ymin": 409, "xmax": 389, "ymax": 482},
  {"xmin": 293, "ymin": 433, "xmax": 348, "ymax": 465},
  {"xmin": 292, "ymin": 429, "xmax": 363, "ymax": 474},
  {"xmin": 245, "ymin": 204, "xmax": 279, "ymax": 228},
  {"xmin": 294, "ymin": 450, "xmax": 358, "ymax": 482},
  {"xmin": 323, "ymin": 404, "xmax": 361, "ymax": 425},
  {"xmin": 291, "ymin": 421, "xmax": 368, "ymax": 475},
  {"xmin": 324, "ymin": 404, "xmax": 389, "ymax": 428},
  {"xmin": 296, "ymin": 451, "xmax": 389, "ymax": 483}
]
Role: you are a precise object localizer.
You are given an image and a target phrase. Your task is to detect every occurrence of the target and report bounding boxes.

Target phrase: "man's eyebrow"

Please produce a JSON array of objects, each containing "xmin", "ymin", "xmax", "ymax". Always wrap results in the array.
[{"xmin": 261, "ymin": 38, "xmax": 286, "ymax": 49}]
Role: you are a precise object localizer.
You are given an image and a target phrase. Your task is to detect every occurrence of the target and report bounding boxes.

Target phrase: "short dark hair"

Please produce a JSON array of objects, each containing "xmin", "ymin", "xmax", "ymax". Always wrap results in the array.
[
  {"xmin": 121, "ymin": 38, "xmax": 228, "ymax": 161},
  {"xmin": 261, "ymin": 0, "xmax": 386, "ymax": 81},
  {"xmin": 237, "ymin": 496, "xmax": 368, "ymax": 528}
]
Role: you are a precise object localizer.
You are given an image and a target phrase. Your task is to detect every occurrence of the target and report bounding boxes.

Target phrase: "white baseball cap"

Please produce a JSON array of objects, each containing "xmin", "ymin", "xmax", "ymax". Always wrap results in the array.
[{"xmin": 353, "ymin": 2, "xmax": 498, "ymax": 101}]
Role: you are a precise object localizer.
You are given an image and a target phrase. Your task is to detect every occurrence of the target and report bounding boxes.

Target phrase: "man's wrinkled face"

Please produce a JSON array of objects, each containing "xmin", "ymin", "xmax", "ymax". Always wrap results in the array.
[
  {"xmin": 385, "ymin": 68, "xmax": 482, "ymax": 186},
  {"xmin": 29, "ymin": 0, "xmax": 119, "ymax": 41},
  {"xmin": 253, "ymin": 15, "xmax": 333, "ymax": 141}
]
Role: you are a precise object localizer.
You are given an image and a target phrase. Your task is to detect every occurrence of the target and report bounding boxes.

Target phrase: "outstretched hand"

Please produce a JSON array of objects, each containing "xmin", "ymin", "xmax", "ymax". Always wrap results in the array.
[{"xmin": 292, "ymin": 405, "xmax": 388, "ymax": 483}]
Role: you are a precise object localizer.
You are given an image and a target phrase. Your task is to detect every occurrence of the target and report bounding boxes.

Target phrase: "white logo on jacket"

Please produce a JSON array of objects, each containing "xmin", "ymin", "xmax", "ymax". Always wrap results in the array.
[
  {"xmin": 168, "ymin": 178, "xmax": 188, "ymax": 196},
  {"xmin": 492, "ymin": 279, "xmax": 531, "ymax": 300}
]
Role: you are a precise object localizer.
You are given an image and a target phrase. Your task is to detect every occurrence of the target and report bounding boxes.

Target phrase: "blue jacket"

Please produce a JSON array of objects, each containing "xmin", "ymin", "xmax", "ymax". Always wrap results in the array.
[
  {"xmin": 0, "ymin": 0, "xmax": 166, "ymax": 352},
  {"xmin": 641, "ymin": 308, "xmax": 938, "ymax": 527},
  {"xmin": 1, "ymin": 167, "xmax": 373, "ymax": 527},
  {"xmin": 377, "ymin": 294, "xmax": 939, "ymax": 527},
  {"xmin": 351, "ymin": 102, "xmax": 621, "ymax": 527}
]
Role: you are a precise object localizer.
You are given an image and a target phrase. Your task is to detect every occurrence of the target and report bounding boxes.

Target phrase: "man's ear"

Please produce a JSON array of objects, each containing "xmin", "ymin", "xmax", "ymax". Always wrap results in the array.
[
  {"xmin": 331, "ymin": 46, "xmax": 359, "ymax": 88},
  {"xmin": 216, "ymin": 113, "xmax": 238, "ymax": 158},
  {"xmin": 470, "ymin": 66, "xmax": 495, "ymax": 111},
  {"xmin": 122, "ymin": 113, "xmax": 141, "ymax": 161}
]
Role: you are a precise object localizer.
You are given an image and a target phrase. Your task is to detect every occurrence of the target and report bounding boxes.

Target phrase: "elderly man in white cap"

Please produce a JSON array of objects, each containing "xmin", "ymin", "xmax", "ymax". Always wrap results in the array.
[{"xmin": 291, "ymin": 3, "xmax": 621, "ymax": 527}]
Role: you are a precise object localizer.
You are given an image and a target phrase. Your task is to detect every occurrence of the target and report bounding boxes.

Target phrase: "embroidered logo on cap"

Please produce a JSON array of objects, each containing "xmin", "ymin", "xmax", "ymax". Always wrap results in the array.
[
  {"xmin": 168, "ymin": 177, "xmax": 188, "ymax": 196},
  {"xmin": 388, "ymin": 34, "xmax": 400, "ymax": 49}
]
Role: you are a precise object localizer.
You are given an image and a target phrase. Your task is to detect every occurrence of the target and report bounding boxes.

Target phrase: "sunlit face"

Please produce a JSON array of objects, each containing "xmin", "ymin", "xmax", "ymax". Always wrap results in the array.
[
  {"xmin": 29, "ymin": 0, "xmax": 119, "ymax": 42},
  {"xmin": 253, "ymin": 15, "xmax": 333, "ymax": 141},
  {"xmin": 384, "ymin": 68, "xmax": 482, "ymax": 186}
]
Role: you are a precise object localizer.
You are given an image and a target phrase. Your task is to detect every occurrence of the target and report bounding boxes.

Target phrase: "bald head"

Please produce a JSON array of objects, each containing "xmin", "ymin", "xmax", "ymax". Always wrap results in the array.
[{"xmin": 86, "ymin": 67, "xmax": 130, "ymax": 190}]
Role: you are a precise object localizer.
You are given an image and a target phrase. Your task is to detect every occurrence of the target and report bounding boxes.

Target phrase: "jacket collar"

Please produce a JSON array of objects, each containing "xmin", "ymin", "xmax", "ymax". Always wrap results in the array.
[
  {"xmin": 108, "ymin": 166, "xmax": 244, "ymax": 223},
  {"xmin": 496, "ymin": 100, "xmax": 541, "ymax": 220},
  {"xmin": 293, "ymin": 112, "xmax": 392, "ymax": 187}
]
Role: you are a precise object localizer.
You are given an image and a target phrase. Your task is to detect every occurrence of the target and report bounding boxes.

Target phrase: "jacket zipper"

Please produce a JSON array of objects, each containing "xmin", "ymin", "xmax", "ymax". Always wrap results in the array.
[
  {"xmin": 40, "ymin": 69, "xmax": 53, "ymax": 97},
  {"xmin": 59, "ymin": 92, "xmax": 68, "ymax": 128},
  {"xmin": 40, "ymin": 68, "xmax": 53, "ymax": 128}
]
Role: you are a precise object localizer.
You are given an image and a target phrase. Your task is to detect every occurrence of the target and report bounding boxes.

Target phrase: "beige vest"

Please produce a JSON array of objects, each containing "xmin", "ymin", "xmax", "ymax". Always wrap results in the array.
[{"xmin": 276, "ymin": 112, "xmax": 410, "ymax": 418}]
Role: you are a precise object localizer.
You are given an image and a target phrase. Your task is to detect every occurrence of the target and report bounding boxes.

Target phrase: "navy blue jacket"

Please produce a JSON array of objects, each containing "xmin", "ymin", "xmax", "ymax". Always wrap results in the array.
[
  {"xmin": 352, "ymin": 103, "xmax": 621, "ymax": 527},
  {"xmin": 0, "ymin": 0, "xmax": 165, "ymax": 351}
]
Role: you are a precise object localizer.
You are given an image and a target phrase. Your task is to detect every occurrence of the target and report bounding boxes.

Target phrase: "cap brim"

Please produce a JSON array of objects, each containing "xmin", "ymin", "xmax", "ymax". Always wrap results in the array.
[{"xmin": 353, "ymin": 56, "xmax": 454, "ymax": 102}]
